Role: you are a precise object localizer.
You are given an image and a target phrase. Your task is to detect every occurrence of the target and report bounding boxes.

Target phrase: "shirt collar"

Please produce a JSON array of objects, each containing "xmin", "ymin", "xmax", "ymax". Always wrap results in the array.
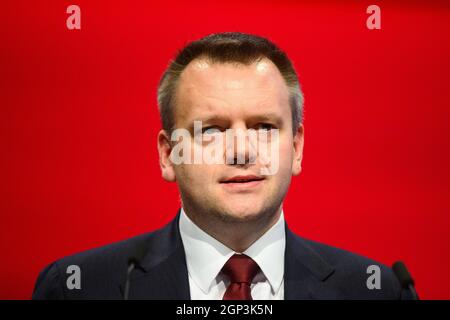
[{"xmin": 179, "ymin": 207, "xmax": 285, "ymax": 295}]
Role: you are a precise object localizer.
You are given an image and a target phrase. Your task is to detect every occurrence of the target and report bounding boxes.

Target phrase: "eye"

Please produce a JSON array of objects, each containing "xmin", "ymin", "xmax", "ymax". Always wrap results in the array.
[
  {"xmin": 256, "ymin": 123, "xmax": 276, "ymax": 131},
  {"xmin": 202, "ymin": 126, "xmax": 222, "ymax": 135}
]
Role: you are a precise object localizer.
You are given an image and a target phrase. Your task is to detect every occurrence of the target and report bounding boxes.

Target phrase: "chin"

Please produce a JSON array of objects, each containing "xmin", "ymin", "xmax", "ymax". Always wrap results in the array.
[{"xmin": 218, "ymin": 203, "xmax": 267, "ymax": 223}]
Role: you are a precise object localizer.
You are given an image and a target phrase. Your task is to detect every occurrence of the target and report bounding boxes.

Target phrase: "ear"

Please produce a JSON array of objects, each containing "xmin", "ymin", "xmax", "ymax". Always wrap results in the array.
[
  {"xmin": 157, "ymin": 129, "xmax": 176, "ymax": 182},
  {"xmin": 291, "ymin": 124, "xmax": 304, "ymax": 176}
]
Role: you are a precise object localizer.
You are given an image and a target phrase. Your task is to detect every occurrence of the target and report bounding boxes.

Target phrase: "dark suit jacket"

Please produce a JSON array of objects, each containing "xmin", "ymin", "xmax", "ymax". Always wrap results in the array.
[{"xmin": 32, "ymin": 210, "xmax": 413, "ymax": 299}]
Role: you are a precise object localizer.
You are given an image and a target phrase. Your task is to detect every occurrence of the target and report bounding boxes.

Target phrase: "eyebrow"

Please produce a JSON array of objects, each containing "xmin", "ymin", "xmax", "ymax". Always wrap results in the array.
[
  {"xmin": 187, "ymin": 113, "xmax": 284, "ymax": 129},
  {"xmin": 248, "ymin": 113, "xmax": 284, "ymax": 125}
]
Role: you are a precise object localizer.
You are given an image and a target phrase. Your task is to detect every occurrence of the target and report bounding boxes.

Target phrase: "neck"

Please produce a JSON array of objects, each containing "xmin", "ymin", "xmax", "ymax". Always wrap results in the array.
[{"xmin": 183, "ymin": 205, "xmax": 283, "ymax": 253}]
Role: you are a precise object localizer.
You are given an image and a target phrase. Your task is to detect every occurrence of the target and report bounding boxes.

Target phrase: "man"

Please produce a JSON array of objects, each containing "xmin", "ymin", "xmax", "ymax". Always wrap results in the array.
[{"xmin": 33, "ymin": 32, "xmax": 411, "ymax": 300}]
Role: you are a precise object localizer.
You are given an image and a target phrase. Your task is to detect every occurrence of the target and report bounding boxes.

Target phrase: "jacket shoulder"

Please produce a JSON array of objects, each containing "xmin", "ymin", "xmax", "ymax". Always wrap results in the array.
[
  {"xmin": 32, "ymin": 222, "xmax": 171, "ymax": 300},
  {"xmin": 291, "ymin": 234, "xmax": 411, "ymax": 299}
]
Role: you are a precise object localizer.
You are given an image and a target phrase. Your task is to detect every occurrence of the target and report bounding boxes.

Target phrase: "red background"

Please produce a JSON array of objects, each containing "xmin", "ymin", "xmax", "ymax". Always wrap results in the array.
[{"xmin": 1, "ymin": 0, "xmax": 449, "ymax": 299}]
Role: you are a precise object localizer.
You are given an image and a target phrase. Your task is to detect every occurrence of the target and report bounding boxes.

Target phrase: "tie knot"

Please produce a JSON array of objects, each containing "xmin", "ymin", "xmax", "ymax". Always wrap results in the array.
[{"xmin": 221, "ymin": 254, "xmax": 260, "ymax": 284}]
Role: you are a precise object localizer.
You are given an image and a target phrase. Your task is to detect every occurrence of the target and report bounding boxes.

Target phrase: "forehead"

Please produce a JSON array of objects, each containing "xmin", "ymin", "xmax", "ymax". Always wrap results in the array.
[{"xmin": 174, "ymin": 57, "xmax": 290, "ymax": 123}]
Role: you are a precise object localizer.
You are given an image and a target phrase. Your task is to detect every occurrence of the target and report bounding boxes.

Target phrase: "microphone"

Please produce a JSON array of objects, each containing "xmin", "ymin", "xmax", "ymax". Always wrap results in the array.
[
  {"xmin": 123, "ymin": 242, "xmax": 147, "ymax": 300},
  {"xmin": 392, "ymin": 261, "xmax": 419, "ymax": 300}
]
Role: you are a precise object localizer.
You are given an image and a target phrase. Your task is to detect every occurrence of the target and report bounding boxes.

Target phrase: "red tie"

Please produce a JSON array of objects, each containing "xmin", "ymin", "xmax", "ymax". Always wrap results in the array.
[{"xmin": 221, "ymin": 254, "xmax": 260, "ymax": 300}]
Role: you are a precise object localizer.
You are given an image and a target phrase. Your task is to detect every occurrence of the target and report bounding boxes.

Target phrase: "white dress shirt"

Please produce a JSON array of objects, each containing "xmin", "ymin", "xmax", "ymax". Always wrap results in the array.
[{"xmin": 179, "ymin": 207, "xmax": 285, "ymax": 300}]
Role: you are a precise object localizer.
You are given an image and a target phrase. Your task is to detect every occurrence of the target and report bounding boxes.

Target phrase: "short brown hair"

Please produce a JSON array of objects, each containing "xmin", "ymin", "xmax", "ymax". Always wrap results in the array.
[{"xmin": 157, "ymin": 32, "xmax": 304, "ymax": 135}]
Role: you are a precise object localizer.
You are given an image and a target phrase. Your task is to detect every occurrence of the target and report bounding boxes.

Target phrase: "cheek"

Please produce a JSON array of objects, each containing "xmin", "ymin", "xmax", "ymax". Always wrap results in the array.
[
  {"xmin": 176, "ymin": 165, "xmax": 196, "ymax": 182},
  {"xmin": 175, "ymin": 164, "xmax": 216, "ymax": 186},
  {"xmin": 271, "ymin": 141, "xmax": 294, "ymax": 191},
  {"xmin": 276, "ymin": 139, "xmax": 294, "ymax": 167}
]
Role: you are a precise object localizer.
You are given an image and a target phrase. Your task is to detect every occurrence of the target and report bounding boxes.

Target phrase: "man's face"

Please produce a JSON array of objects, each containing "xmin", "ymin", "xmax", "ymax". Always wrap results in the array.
[{"xmin": 158, "ymin": 58, "xmax": 304, "ymax": 223}]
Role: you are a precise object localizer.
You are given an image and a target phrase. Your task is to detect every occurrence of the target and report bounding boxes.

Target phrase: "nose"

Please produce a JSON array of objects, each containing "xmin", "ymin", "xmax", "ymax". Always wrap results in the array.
[{"xmin": 225, "ymin": 124, "xmax": 257, "ymax": 166}]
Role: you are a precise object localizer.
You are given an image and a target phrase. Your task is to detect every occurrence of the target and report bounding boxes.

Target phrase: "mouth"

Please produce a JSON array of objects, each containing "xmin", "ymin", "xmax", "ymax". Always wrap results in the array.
[{"xmin": 220, "ymin": 175, "xmax": 265, "ymax": 190}]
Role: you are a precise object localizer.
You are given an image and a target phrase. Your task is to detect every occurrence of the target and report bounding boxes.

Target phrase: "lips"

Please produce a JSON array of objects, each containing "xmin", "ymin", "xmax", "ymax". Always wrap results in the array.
[
  {"xmin": 220, "ymin": 175, "xmax": 265, "ymax": 191},
  {"xmin": 220, "ymin": 175, "xmax": 265, "ymax": 184}
]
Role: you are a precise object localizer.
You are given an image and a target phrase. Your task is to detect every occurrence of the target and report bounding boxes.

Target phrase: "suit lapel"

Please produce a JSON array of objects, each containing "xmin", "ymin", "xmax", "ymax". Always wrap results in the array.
[
  {"xmin": 125, "ymin": 247, "xmax": 191, "ymax": 299},
  {"xmin": 284, "ymin": 224, "xmax": 336, "ymax": 299},
  {"xmin": 120, "ymin": 211, "xmax": 191, "ymax": 299}
]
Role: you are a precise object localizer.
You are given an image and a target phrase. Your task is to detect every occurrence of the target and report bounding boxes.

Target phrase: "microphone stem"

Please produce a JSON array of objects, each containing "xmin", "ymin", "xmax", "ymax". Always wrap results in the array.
[
  {"xmin": 123, "ymin": 262, "xmax": 136, "ymax": 300},
  {"xmin": 408, "ymin": 283, "xmax": 419, "ymax": 300}
]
